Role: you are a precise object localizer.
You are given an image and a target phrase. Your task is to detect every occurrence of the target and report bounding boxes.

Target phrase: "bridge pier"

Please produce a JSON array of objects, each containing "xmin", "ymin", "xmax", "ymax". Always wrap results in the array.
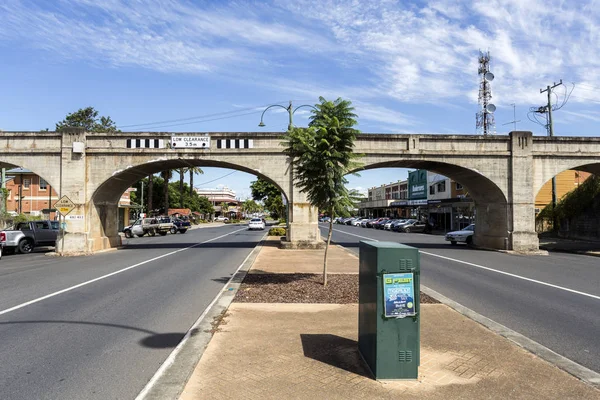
[
  {"xmin": 281, "ymin": 185, "xmax": 323, "ymax": 249},
  {"xmin": 507, "ymin": 131, "xmax": 539, "ymax": 252}
]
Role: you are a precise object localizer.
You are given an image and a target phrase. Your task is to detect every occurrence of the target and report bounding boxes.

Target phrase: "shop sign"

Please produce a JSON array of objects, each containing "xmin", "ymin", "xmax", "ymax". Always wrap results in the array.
[
  {"xmin": 408, "ymin": 170, "xmax": 427, "ymax": 199},
  {"xmin": 383, "ymin": 272, "xmax": 416, "ymax": 318}
]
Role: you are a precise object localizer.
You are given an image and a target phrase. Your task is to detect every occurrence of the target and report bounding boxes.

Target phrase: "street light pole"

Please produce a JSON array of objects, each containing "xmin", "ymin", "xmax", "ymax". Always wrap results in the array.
[{"xmin": 258, "ymin": 100, "xmax": 317, "ymax": 130}]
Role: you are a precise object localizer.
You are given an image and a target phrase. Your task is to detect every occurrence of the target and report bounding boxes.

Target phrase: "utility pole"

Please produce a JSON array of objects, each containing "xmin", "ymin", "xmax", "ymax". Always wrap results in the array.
[{"xmin": 540, "ymin": 79, "xmax": 563, "ymax": 232}]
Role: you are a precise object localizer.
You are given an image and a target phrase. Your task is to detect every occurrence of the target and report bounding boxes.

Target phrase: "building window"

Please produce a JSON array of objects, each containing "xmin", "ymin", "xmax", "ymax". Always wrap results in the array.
[
  {"xmin": 437, "ymin": 181, "xmax": 446, "ymax": 193},
  {"xmin": 23, "ymin": 178, "xmax": 31, "ymax": 190},
  {"xmin": 429, "ymin": 186, "xmax": 435, "ymax": 195},
  {"xmin": 39, "ymin": 178, "xmax": 48, "ymax": 190},
  {"xmin": 456, "ymin": 182, "xmax": 463, "ymax": 190}
]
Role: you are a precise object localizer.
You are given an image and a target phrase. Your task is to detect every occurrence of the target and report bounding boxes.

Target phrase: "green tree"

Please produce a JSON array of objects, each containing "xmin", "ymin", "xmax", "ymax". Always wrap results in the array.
[
  {"xmin": 242, "ymin": 199, "xmax": 261, "ymax": 217},
  {"xmin": 282, "ymin": 97, "xmax": 361, "ymax": 286},
  {"xmin": 197, "ymin": 196, "xmax": 214, "ymax": 217},
  {"xmin": 220, "ymin": 201, "xmax": 229, "ymax": 218},
  {"xmin": 250, "ymin": 178, "xmax": 284, "ymax": 219},
  {"xmin": 56, "ymin": 107, "xmax": 119, "ymax": 132}
]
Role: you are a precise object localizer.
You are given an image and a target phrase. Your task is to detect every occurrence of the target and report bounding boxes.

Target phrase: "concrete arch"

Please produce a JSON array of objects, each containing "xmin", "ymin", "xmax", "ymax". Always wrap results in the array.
[
  {"xmin": 355, "ymin": 160, "xmax": 509, "ymax": 249},
  {"xmin": 87, "ymin": 157, "xmax": 290, "ymax": 250},
  {"xmin": 534, "ymin": 161, "xmax": 600, "ymax": 198},
  {"xmin": 0, "ymin": 159, "xmax": 60, "ymax": 192}
]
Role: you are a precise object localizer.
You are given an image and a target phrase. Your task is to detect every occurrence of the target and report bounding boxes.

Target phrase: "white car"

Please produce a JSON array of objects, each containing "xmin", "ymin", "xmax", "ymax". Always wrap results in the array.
[
  {"xmin": 445, "ymin": 224, "xmax": 475, "ymax": 245},
  {"xmin": 352, "ymin": 218, "xmax": 365, "ymax": 226},
  {"xmin": 215, "ymin": 216, "xmax": 229, "ymax": 222},
  {"xmin": 248, "ymin": 218, "xmax": 265, "ymax": 230}
]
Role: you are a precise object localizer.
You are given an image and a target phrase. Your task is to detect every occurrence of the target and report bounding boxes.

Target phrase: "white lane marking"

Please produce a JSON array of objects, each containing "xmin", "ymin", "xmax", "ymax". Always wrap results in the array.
[
  {"xmin": 135, "ymin": 231, "xmax": 268, "ymax": 400},
  {"xmin": 327, "ymin": 227, "xmax": 600, "ymax": 301},
  {"xmin": 0, "ymin": 227, "xmax": 248, "ymax": 317}
]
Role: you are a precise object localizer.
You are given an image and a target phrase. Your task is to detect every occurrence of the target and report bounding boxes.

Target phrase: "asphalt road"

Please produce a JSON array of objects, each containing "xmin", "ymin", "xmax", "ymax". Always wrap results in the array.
[
  {"xmin": 0, "ymin": 224, "xmax": 265, "ymax": 400},
  {"xmin": 320, "ymin": 223, "xmax": 600, "ymax": 374}
]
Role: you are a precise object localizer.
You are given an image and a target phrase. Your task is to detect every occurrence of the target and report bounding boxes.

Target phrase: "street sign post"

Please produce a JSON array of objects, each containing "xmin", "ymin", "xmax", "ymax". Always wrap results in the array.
[{"xmin": 53, "ymin": 195, "xmax": 76, "ymax": 256}]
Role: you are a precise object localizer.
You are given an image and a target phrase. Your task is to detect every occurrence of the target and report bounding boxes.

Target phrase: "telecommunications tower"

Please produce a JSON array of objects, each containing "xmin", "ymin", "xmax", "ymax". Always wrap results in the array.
[{"xmin": 476, "ymin": 51, "xmax": 496, "ymax": 135}]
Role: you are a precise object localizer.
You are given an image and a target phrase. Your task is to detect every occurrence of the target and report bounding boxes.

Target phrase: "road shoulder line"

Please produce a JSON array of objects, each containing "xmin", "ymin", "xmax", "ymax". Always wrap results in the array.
[
  {"xmin": 420, "ymin": 285, "xmax": 600, "ymax": 389},
  {"xmin": 136, "ymin": 232, "xmax": 268, "ymax": 400}
]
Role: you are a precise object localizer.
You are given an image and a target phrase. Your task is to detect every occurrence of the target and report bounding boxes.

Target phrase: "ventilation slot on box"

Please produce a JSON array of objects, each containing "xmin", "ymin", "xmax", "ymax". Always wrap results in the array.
[
  {"xmin": 398, "ymin": 351, "xmax": 413, "ymax": 363},
  {"xmin": 398, "ymin": 259, "xmax": 413, "ymax": 271}
]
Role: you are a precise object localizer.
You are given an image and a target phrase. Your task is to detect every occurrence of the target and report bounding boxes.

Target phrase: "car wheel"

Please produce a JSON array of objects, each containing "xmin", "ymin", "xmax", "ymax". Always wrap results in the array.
[
  {"xmin": 124, "ymin": 230, "xmax": 133, "ymax": 238},
  {"xmin": 466, "ymin": 236, "xmax": 473, "ymax": 245},
  {"xmin": 451, "ymin": 241, "xmax": 457, "ymax": 245},
  {"xmin": 179, "ymin": 229, "xmax": 187, "ymax": 234},
  {"xmin": 170, "ymin": 227, "xmax": 178, "ymax": 234},
  {"xmin": 18, "ymin": 239, "xmax": 34, "ymax": 254},
  {"xmin": 404, "ymin": 227, "xmax": 411, "ymax": 233}
]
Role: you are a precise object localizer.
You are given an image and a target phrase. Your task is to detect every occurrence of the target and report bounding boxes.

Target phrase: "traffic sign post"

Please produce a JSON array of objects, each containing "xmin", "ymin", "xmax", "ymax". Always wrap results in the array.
[{"xmin": 53, "ymin": 195, "xmax": 76, "ymax": 255}]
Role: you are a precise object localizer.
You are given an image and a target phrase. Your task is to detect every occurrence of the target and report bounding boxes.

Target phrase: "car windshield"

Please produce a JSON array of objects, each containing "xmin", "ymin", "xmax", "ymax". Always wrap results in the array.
[
  {"xmin": 250, "ymin": 219, "xmax": 262, "ymax": 222},
  {"xmin": 464, "ymin": 224, "xmax": 475, "ymax": 231}
]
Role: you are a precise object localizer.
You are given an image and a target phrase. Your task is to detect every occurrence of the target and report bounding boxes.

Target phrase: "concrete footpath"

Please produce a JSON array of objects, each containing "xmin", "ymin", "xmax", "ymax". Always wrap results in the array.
[{"xmin": 178, "ymin": 238, "xmax": 600, "ymax": 400}]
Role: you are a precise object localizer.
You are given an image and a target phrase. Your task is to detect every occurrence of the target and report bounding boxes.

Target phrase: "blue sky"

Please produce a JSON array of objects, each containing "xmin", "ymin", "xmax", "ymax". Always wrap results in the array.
[{"xmin": 1, "ymin": 0, "xmax": 599, "ymax": 198}]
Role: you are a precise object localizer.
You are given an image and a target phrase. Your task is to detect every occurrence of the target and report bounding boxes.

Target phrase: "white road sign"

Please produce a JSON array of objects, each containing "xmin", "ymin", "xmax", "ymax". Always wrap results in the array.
[{"xmin": 171, "ymin": 136, "xmax": 210, "ymax": 149}]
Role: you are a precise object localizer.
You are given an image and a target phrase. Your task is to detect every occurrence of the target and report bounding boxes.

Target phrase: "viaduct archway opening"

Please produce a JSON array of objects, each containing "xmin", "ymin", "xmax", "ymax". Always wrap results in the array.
[
  {"xmin": 90, "ymin": 159, "xmax": 289, "ymax": 249},
  {"xmin": 350, "ymin": 160, "xmax": 509, "ymax": 250},
  {"xmin": 534, "ymin": 164, "xmax": 600, "ymax": 243}
]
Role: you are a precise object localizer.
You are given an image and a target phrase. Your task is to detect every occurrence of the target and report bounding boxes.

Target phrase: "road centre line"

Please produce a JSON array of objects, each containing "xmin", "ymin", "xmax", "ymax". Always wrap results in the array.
[
  {"xmin": 0, "ymin": 227, "xmax": 248, "ymax": 317},
  {"xmin": 329, "ymin": 227, "xmax": 600, "ymax": 302}
]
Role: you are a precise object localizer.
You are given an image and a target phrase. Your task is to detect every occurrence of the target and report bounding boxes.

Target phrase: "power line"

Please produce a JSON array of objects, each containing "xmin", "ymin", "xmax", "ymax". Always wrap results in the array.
[
  {"xmin": 194, "ymin": 170, "xmax": 237, "ymax": 187},
  {"xmin": 118, "ymin": 100, "xmax": 289, "ymax": 129},
  {"xmin": 130, "ymin": 110, "xmax": 263, "ymax": 131}
]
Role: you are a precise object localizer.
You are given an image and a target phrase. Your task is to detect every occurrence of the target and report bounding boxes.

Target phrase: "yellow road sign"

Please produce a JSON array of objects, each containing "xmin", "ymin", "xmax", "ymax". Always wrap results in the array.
[{"xmin": 54, "ymin": 195, "xmax": 76, "ymax": 216}]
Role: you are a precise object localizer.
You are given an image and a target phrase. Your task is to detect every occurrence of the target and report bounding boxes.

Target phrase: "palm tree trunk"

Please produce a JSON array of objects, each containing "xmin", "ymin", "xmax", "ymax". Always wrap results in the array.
[
  {"xmin": 323, "ymin": 207, "xmax": 334, "ymax": 286},
  {"xmin": 179, "ymin": 168, "xmax": 184, "ymax": 208},
  {"xmin": 147, "ymin": 174, "xmax": 153, "ymax": 214},
  {"xmin": 162, "ymin": 170, "xmax": 170, "ymax": 215},
  {"xmin": 189, "ymin": 169, "xmax": 194, "ymax": 196}
]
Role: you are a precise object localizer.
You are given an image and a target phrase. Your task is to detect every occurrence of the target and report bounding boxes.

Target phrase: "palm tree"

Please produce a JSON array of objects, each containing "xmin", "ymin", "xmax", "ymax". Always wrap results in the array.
[
  {"xmin": 147, "ymin": 174, "xmax": 153, "ymax": 214},
  {"xmin": 220, "ymin": 201, "xmax": 229, "ymax": 219},
  {"xmin": 178, "ymin": 168, "xmax": 185, "ymax": 208},
  {"xmin": 283, "ymin": 97, "xmax": 360, "ymax": 286},
  {"xmin": 188, "ymin": 167, "xmax": 203, "ymax": 196},
  {"xmin": 161, "ymin": 170, "xmax": 172, "ymax": 216}
]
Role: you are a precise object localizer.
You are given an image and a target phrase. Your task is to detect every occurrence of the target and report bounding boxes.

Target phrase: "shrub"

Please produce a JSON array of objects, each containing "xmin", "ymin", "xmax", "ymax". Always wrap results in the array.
[{"xmin": 268, "ymin": 227, "xmax": 287, "ymax": 236}]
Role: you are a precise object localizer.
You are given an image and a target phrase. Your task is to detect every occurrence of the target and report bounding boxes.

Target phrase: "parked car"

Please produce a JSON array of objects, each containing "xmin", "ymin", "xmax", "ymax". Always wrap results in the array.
[
  {"xmin": 445, "ymin": 224, "xmax": 475, "ymax": 245},
  {"xmin": 391, "ymin": 219, "xmax": 409, "ymax": 232},
  {"xmin": 319, "ymin": 217, "xmax": 331, "ymax": 223},
  {"xmin": 1, "ymin": 220, "xmax": 60, "ymax": 254},
  {"xmin": 124, "ymin": 218, "xmax": 157, "ymax": 238},
  {"xmin": 0, "ymin": 231, "xmax": 6, "ymax": 259},
  {"xmin": 215, "ymin": 216, "xmax": 229, "ymax": 222},
  {"xmin": 170, "ymin": 217, "xmax": 191, "ymax": 234},
  {"xmin": 352, "ymin": 218, "xmax": 366, "ymax": 226},
  {"xmin": 399, "ymin": 219, "xmax": 430, "ymax": 233},
  {"xmin": 373, "ymin": 218, "xmax": 389, "ymax": 229},
  {"xmin": 248, "ymin": 218, "xmax": 265, "ymax": 230},
  {"xmin": 383, "ymin": 219, "xmax": 397, "ymax": 230}
]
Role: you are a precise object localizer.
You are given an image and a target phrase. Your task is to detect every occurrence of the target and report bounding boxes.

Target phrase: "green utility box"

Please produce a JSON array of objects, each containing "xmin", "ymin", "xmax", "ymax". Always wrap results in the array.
[{"xmin": 358, "ymin": 241, "xmax": 420, "ymax": 380}]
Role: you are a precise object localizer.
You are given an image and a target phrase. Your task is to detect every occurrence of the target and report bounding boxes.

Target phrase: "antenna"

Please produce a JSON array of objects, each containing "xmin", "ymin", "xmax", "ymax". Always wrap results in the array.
[
  {"xmin": 476, "ymin": 50, "xmax": 496, "ymax": 136},
  {"xmin": 502, "ymin": 103, "xmax": 521, "ymax": 132}
]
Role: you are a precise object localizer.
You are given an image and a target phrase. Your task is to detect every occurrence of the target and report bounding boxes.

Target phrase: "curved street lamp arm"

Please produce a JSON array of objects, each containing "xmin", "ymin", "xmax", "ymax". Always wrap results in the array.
[
  {"xmin": 259, "ymin": 104, "xmax": 290, "ymax": 126},
  {"xmin": 292, "ymin": 104, "xmax": 318, "ymax": 115}
]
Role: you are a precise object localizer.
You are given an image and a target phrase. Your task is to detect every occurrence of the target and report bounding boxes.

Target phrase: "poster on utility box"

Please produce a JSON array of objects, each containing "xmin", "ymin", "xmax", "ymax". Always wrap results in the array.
[{"xmin": 383, "ymin": 273, "xmax": 416, "ymax": 318}]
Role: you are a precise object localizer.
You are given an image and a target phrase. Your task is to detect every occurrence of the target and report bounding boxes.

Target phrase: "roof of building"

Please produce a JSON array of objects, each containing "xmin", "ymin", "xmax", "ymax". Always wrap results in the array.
[{"xmin": 168, "ymin": 208, "xmax": 191, "ymax": 216}]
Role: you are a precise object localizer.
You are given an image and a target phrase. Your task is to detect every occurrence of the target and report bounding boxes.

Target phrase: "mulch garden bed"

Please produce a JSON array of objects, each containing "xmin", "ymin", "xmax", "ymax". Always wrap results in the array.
[{"xmin": 234, "ymin": 273, "xmax": 439, "ymax": 304}]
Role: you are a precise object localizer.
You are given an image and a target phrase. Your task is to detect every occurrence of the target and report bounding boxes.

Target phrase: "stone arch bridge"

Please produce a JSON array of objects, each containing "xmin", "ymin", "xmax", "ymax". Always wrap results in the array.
[{"xmin": 1, "ymin": 130, "xmax": 599, "ymax": 254}]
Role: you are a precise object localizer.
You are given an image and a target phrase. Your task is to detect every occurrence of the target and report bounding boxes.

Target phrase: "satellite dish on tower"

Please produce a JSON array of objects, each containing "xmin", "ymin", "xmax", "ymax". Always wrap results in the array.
[
  {"xmin": 486, "ymin": 104, "xmax": 496, "ymax": 113},
  {"xmin": 484, "ymin": 72, "xmax": 495, "ymax": 81}
]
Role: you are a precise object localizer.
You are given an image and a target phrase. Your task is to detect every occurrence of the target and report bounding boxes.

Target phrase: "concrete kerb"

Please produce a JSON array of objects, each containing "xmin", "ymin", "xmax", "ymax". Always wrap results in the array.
[
  {"xmin": 421, "ymin": 285, "xmax": 600, "ymax": 389},
  {"xmin": 135, "ymin": 232, "xmax": 268, "ymax": 400}
]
